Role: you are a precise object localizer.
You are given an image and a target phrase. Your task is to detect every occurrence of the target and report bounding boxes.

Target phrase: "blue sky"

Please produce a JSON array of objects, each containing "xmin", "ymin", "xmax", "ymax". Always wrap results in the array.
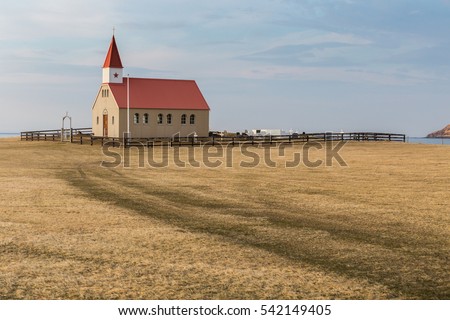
[{"xmin": 1, "ymin": 0, "xmax": 450, "ymax": 136}]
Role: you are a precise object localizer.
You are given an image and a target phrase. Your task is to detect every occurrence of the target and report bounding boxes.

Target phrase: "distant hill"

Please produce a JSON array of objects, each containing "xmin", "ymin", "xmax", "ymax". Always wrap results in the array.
[{"xmin": 427, "ymin": 124, "xmax": 450, "ymax": 138}]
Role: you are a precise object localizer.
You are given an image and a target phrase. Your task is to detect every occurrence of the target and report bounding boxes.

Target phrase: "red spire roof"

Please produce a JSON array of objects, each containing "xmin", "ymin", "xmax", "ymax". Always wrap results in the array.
[{"xmin": 103, "ymin": 35, "xmax": 123, "ymax": 68}]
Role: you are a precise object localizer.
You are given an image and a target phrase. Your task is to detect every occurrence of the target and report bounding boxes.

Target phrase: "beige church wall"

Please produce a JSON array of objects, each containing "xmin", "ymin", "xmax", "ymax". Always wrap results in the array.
[
  {"xmin": 92, "ymin": 85, "xmax": 120, "ymax": 137},
  {"xmin": 118, "ymin": 109, "xmax": 209, "ymax": 138},
  {"xmin": 93, "ymin": 85, "xmax": 210, "ymax": 138}
]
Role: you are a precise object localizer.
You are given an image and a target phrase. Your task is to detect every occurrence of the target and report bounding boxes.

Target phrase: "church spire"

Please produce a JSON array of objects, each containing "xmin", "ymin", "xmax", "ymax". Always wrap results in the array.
[
  {"xmin": 102, "ymin": 35, "xmax": 124, "ymax": 83},
  {"xmin": 103, "ymin": 35, "xmax": 123, "ymax": 68}
]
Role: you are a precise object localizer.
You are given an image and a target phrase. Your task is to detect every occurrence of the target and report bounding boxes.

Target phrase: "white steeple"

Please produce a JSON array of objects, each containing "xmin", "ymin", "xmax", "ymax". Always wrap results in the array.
[{"xmin": 102, "ymin": 35, "xmax": 123, "ymax": 84}]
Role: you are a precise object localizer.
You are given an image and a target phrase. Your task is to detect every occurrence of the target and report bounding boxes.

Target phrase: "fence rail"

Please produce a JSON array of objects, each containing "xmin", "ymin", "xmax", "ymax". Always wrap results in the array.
[
  {"xmin": 20, "ymin": 129, "xmax": 406, "ymax": 147},
  {"xmin": 20, "ymin": 128, "xmax": 92, "ymax": 142},
  {"xmin": 91, "ymin": 132, "xmax": 406, "ymax": 147}
]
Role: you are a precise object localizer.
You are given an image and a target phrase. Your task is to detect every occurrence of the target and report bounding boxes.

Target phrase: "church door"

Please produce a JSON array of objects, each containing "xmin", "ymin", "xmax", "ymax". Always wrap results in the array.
[{"xmin": 103, "ymin": 114, "xmax": 108, "ymax": 137}]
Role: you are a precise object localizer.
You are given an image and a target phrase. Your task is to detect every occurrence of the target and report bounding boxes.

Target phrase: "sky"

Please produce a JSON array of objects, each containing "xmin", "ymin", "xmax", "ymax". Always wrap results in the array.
[{"xmin": 1, "ymin": 0, "xmax": 450, "ymax": 136}]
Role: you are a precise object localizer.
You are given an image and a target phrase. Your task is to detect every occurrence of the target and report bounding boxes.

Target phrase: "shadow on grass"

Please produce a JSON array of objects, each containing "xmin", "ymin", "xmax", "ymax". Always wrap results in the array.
[{"xmin": 60, "ymin": 168, "xmax": 449, "ymax": 299}]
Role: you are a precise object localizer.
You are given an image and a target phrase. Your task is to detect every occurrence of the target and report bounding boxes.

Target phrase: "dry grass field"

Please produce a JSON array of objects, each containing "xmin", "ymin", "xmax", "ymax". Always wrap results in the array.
[{"xmin": 0, "ymin": 138, "xmax": 449, "ymax": 299}]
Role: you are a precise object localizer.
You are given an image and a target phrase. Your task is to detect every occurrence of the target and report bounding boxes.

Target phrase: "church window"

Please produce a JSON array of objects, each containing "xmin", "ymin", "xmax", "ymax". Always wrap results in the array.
[
  {"xmin": 181, "ymin": 114, "xmax": 186, "ymax": 125},
  {"xmin": 143, "ymin": 113, "xmax": 149, "ymax": 124},
  {"xmin": 102, "ymin": 89, "xmax": 110, "ymax": 97},
  {"xmin": 190, "ymin": 114, "xmax": 196, "ymax": 125},
  {"xmin": 134, "ymin": 113, "xmax": 139, "ymax": 124},
  {"xmin": 167, "ymin": 114, "xmax": 172, "ymax": 125},
  {"xmin": 157, "ymin": 113, "xmax": 163, "ymax": 124}
]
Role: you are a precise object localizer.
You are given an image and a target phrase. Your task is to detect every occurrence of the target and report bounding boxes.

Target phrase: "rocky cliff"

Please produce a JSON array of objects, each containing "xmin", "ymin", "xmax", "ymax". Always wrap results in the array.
[{"xmin": 427, "ymin": 124, "xmax": 450, "ymax": 138}]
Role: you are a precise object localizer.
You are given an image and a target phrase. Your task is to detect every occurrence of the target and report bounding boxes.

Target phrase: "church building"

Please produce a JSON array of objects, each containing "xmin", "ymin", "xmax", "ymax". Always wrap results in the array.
[{"xmin": 92, "ymin": 36, "xmax": 210, "ymax": 138}]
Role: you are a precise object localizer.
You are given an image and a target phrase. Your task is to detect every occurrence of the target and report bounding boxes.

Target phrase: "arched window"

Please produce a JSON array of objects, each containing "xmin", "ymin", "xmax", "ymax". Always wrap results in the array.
[
  {"xmin": 157, "ymin": 113, "xmax": 163, "ymax": 124},
  {"xmin": 190, "ymin": 114, "xmax": 196, "ymax": 125},
  {"xmin": 143, "ymin": 113, "xmax": 149, "ymax": 124},
  {"xmin": 96, "ymin": 116, "xmax": 99, "ymax": 125},
  {"xmin": 181, "ymin": 114, "xmax": 186, "ymax": 125},
  {"xmin": 167, "ymin": 114, "xmax": 172, "ymax": 125},
  {"xmin": 134, "ymin": 113, "xmax": 139, "ymax": 124},
  {"xmin": 112, "ymin": 116, "xmax": 115, "ymax": 125}
]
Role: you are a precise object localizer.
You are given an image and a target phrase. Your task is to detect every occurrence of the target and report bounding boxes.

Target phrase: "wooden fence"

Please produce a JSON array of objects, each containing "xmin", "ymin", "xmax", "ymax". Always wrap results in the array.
[
  {"xmin": 91, "ymin": 132, "xmax": 406, "ymax": 147},
  {"xmin": 21, "ymin": 129, "xmax": 406, "ymax": 147},
  {"xmin": 21, "ymin": 128, "xmax": 92, "ymax": 142}
]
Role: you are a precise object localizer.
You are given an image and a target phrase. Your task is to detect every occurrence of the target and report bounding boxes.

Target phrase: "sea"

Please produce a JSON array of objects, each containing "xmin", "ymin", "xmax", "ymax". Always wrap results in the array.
[
  {"xmin": 407, "ymin": 137, "xmax": 450, "ymax": 145},
  {"xmin": 0, "ymin": 133, "xmax": 20, "ymax": 138}
]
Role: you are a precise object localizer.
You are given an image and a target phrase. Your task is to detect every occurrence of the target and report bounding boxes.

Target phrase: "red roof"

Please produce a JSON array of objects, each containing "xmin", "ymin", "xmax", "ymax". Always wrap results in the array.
[
  {"xmin": 108, "ymin": 78, "xmax": 210, "ymax": 110},
  {"xmin": 103, "ymin": 36, "xmax": 123, "ymax": 68}
]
